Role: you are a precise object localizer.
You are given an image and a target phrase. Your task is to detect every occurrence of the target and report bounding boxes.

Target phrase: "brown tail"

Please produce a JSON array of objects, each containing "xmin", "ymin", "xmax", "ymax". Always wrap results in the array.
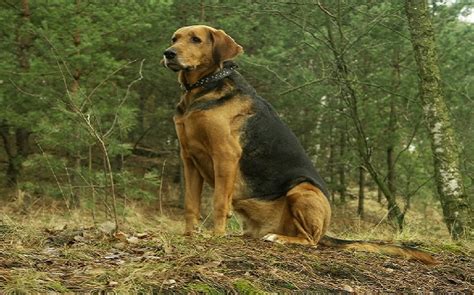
[{"xmin": 319, "ymin": 236, "xmax": 437, "ymax": 265}]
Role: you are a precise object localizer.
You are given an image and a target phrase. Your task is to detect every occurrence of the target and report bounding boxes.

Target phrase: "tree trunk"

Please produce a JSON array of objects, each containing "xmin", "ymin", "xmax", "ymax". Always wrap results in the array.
[
  {"xmin": 200, "ymin": 0, "xmax": 205, "ymax": 22},
  {"xmin": 327, "ymin": 138, "xmax": 336, "ymax": 204},
  {"xmin": 405, "ymin": 0, "xmax": 471, "ymax": 239},
  {"xmin": 387, "ymin": 49, "xmax": 400, "ymax": 198},
  {"xmin": 338, "ymin": 120, "xmax": 347, "ymax": 203},
  {"xmin": 1, "ymin": 0, "xmax": 33, "ymax": 188},
  {"xmin": 69, "ymin": 0, "xmax": 83, "ymax": 208},
  {"xmin": 358, "ymin": 165, "xmax": 365, "ymax": 218},
  {"xmin": 323, "ymin": 5, "xmax": 404, "ymax": 229}
]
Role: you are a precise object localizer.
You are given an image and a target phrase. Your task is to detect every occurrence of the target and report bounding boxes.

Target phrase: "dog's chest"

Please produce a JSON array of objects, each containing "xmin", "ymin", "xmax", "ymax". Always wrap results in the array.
[
  {"xmin": 174, "ymin": 96, "xmax": 254, "ymax": 186},
  {"xmin": 174, "ymin": 112, "xmax": 215, "ymax": 181}
]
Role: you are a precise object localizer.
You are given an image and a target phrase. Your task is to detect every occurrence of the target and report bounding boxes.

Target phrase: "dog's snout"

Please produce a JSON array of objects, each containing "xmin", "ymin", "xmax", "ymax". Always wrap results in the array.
[{"xmin": 164, "ymin": 49, "xmax": 177, "ymax": 59}]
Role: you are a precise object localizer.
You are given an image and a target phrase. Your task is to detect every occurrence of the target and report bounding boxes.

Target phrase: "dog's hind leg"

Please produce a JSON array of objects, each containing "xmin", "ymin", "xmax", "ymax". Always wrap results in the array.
[{"xmin": 263, "ymin": 183, "xmax": 331, "ymax": 246}]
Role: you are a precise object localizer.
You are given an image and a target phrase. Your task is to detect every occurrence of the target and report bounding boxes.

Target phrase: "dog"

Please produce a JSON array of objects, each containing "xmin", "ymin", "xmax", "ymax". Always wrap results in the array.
[{"xmin": 162, "ymin": 25, "xmax": 435, "ymax": 264}]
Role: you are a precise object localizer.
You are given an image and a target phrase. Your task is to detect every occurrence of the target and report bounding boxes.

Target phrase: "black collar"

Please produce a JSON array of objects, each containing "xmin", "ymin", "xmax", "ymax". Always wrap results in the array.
[{"xmin": 182, "ymin": 62, "xmax": 238, "ymax": 91}]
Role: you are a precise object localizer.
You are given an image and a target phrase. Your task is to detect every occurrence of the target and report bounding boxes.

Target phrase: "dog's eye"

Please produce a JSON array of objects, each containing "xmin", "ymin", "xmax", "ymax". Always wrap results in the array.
[
  {"xmin": 171, "ymin": 37, "xmax": 177, "ymax": 43},
  {"xmin": 191, "ymin": 36, "xmax": 202, "ymax": 43}
]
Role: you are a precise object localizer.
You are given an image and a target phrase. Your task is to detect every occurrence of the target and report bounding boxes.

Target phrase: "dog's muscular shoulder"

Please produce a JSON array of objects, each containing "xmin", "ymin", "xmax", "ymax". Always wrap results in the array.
[{"xmin": 175, "ymin": 67, "xmax": 329, "ymax": 200}]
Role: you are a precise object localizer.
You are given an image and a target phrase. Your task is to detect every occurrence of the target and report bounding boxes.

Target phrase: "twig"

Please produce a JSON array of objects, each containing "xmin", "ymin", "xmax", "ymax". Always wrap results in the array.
[
  {"xmin": 317, "ymin": 1, "xmax": 336, "ymax": 19},
  {"xmin": 45, "ymin": 34, "xmax": 121, "ymax": 232},
  {"xmin": 241, "ymin": 58, "xmax": 292, "ymax": 87},
  {"xmin": 279, "ymin": 78, "xmax": 326, "ymax": 95},
  {"xmin": 82, "ymin": 60, "xmax": 137, "ymax": 111},
  {"xmin": 158, "ymin": 159, "xmax": 167, "ymax": 216},
  {"xmin": 65, "ymin": 166, "xmax": 75, "ymax": 206},
  {"xmin": 393, "ymin": 119, "xmax": 421, "ymax": 167},
  {"xmin": 8, "ymin": 79, "xmax": 43, "ymax": 98},
  {"xmin": 104, "ymin": 59, "xmax": 145, "ymax": 138},
  {"xmin": 35, "ymin": 140, "xmax": 70, "ymax": 212},
  {"xmin": 403, "ymin": 176, "xmax": 435, "ymax": 214},
  {"xmin": 370, "ymin": 205, "xmax": 396, "ymax": 235}
]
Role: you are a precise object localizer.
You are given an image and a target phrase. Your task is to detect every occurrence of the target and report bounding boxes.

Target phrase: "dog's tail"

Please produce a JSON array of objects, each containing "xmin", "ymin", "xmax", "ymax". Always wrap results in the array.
[{"xmin": 319, "ymin": 235, "xmax": 437, "ymax": 265}]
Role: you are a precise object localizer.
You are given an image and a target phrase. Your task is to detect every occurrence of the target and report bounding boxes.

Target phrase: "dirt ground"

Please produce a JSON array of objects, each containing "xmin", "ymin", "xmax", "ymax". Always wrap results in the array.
[{"xmin": 0, "ymin": 202, "xmax": 473, "ymax": 293}]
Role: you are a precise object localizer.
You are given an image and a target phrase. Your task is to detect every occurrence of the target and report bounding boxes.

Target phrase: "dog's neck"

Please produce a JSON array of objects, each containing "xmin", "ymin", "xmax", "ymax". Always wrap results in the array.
[
  {"xmin": 179, "ymin": 65, "xmax": 219, "ymax": 92},
  {"xmin": 176, "ymin": 62, "xmax": 238, "ymax": 114},
  {"xmin": 176, "ymin": 66, "xmax": 217, "ymax": 113}
]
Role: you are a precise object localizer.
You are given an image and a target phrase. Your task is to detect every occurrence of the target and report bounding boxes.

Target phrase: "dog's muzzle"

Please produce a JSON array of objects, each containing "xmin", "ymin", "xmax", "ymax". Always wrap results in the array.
[
  {"xmin": 163, "ymin": 49, "xmax": 177, "ymax": 60},
  {"xmin": 163, "ymin": 48, "xmax": 181, "ymax": 71}
]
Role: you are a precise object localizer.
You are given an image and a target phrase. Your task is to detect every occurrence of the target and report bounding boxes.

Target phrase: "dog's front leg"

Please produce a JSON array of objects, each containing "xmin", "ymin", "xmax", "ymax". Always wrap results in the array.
[
  {"xmin": 182, "ymin": 156, "xmax": 204, "ymax": 235},
  {"xmin": 212, "ymin": 145, "xmax": 241, "ymax": 236}
]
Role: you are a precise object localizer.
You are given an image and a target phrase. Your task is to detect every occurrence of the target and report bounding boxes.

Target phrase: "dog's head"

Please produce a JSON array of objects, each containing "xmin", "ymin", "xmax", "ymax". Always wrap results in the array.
[{"xmin": 162, "ymin": 25, "xmax": 243, "ymax": 72}]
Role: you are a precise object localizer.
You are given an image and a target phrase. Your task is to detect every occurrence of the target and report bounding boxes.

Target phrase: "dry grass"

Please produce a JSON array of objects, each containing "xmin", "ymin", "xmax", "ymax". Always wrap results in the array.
[{"xmin": 0, "ymin": 196, "xmax": 472, "ymax": 293}]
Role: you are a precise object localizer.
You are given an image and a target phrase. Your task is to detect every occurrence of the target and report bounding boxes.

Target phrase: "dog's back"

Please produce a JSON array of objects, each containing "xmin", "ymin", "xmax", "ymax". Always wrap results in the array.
[{"xmin": 227, "ymin": 70, "xmax": 329, "ymax": 201}]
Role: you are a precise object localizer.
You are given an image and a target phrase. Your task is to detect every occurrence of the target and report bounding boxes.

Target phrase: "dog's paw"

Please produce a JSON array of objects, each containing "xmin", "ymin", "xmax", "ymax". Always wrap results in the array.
[
  {"xmin": 227, "ymin": 210, "xmax": 233, "ymax": 218},
  {"xmin": 262, "ymin": 233, "xmax": 285, "ymax": 244},
  {"xmin": 212, "ymin": 229, "xmax": 227, "ymax": 237}
]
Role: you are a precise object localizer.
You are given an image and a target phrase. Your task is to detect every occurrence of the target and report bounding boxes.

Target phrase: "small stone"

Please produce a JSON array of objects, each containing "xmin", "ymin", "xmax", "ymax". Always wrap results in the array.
[
  {"xmin": 98, "ymin": 221, "xmax": 116, "ymax": 234},
  {"xmin": 342, "ymin": 284, "xmax": 354, "ymax": 293},
  {"xmin": 164, "ymin": 279, "xmax": 176, "ymax": 285}
]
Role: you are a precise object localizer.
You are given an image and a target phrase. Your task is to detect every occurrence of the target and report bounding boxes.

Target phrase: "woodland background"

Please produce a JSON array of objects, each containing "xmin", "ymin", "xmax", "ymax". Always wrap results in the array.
[
  {"xmin": 0, "ymin": 0, "xmax": 473, "ymax": 293},
  {"xmin": 1, "ymin": 0, "xmax": 473, "ymax": 235}
]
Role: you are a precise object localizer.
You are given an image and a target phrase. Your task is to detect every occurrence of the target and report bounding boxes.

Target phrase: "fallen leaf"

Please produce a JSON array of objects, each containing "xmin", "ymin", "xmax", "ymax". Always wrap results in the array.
[
  {"xmin": 73, "ymin": 235, "xmax": 86, "ymax": 242},
  {"xmin": 45, "ymin": 223, "xmax": 66, "ymax": 234},
  {"xmin": 104, "ymin": 253, "xmax": 120, "ymax": 259},
  {"xmin": 114, "ymin": 231, "xmax": 128, "ymax": 241},
  {"xmin": 127, "ymin": 236, "xmax": 139, "ymax": 244},
  {"xmin": 107, "ymin": 281, "xmax": 119, "ymax": 287},
  {"xmin": 84, "ymin": 268, "xmax": 106, "ymax": 275},
  {"xmin": 113, "ymin": 242, "xmax": 126, "ymax": 250},
  {"xmin": 42, "ymin": 247, "xmax": 59, "ymax": 255},
  {"xmin": 131, "ymin": 247, "xmax": 146, "ymax": 254}
]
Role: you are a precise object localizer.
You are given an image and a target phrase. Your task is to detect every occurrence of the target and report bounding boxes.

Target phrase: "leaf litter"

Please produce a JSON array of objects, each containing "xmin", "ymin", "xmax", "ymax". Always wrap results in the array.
[{"xmin": 0, "ymin": 212, "xmax": 472, "ymax": 293}]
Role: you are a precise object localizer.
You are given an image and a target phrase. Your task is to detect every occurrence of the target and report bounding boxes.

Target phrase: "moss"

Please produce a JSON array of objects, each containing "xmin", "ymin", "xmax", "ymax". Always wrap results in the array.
[
  {"xmin": 280, "ymin": 281, "xmax": 298, "ymax": 290},
  {"xmin": 313, "ymin": 262, "xmax": 372, "ymax": 282},
  {"xmin": 3, "ymin": 269, "xmax": 48, "ymax": 294},
  {"xmin": 186, "ymin": 282, "xmax": 221, "ymax": 294},
  {"xmin": 429, "ymin": 242, "xmax": 470, "ymax": 255},
  {"xmin": 232, "ymin": 279, "xmax": 265, "ymax": 295},
  {"xmin": 46, "ymin": 281, "xmax": 70, "ymax": 293}
]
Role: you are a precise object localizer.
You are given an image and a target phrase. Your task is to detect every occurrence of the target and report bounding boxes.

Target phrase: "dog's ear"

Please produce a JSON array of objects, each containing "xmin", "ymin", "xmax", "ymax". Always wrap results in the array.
[{"xmin": 210, "ymin": 29, "xmax": 243, "ymax": 66}]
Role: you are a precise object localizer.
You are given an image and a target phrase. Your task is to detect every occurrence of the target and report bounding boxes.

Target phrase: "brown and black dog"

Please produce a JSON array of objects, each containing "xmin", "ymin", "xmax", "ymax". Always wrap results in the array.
[{"xmin": 162, "ymin": 25, "xmax": 435, "ymax": 264}]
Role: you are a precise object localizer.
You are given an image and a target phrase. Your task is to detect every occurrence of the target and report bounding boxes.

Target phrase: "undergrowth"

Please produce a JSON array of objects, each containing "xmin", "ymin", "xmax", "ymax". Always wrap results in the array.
[{"xmin": 0, "ymin": 197, "xmax": 472, "ymax": 293}]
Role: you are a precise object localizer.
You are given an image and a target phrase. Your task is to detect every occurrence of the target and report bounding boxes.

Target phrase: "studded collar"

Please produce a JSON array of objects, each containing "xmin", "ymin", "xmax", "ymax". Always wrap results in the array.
[{"xmin": 182, "ymin": 62, "xmax": 238, "ymax": 91}]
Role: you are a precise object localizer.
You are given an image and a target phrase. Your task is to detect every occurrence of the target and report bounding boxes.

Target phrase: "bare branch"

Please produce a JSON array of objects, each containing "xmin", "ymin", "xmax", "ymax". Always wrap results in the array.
[
  {"xmin": 8, "ymin": 79, "xmax": 43, "ymax": 98},
  {"xmin": 394, "ymin": 118, "xmax": 421, "ymax": 167},
  {"xmin": 104, "ymin": 59, "xmax": 145, "ymax": 138},
  {"xmin": 279, "ymin": 78, "xmax": 326, "ymax": 95},
  {"xmin": 317, "ymin": 1, "xmax": 336, "ymax": 19},
  {"xmin": 82, "ymin": 59, "xmax": 137, "ymax": 111}
]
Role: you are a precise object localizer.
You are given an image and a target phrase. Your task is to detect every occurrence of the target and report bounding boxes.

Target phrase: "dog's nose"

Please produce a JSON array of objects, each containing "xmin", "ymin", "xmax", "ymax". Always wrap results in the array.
[{"xmin": 163, "ymin": 49, "xmax": 177, "ymax": 59}]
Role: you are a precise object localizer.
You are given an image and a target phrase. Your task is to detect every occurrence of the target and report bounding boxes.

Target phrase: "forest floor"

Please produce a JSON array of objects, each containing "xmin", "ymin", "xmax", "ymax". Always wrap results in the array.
[{"xmin": 0, "ymin": 197, "xmax": 472, "ymax": 293}]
